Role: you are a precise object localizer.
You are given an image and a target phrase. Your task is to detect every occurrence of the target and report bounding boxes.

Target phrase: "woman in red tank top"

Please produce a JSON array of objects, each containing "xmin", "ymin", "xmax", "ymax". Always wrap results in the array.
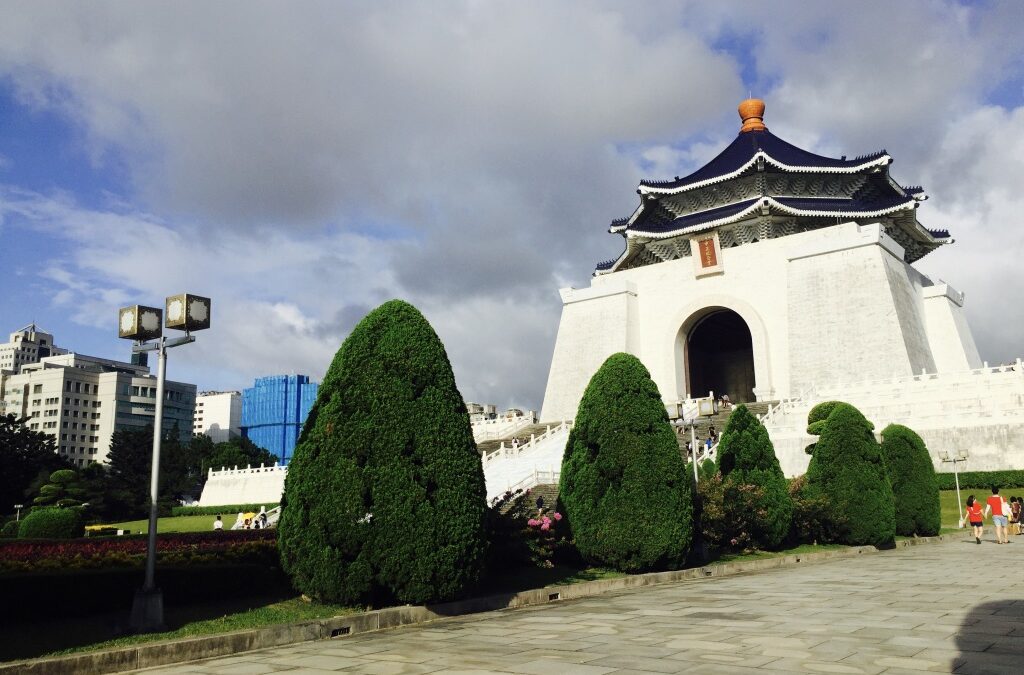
[{"xmin": 965, "ymin": 495, "xmax": 983, "ymax": 545}]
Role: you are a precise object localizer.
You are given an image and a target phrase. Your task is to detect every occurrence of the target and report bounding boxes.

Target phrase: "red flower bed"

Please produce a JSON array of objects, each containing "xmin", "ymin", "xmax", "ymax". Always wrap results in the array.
[{"xmin": 0, "ymin": 530, "xmax": 278, "ymax": 574}]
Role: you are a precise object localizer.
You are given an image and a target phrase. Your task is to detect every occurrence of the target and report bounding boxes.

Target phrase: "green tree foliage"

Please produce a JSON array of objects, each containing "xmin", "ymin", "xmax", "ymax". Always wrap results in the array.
[
  {"xmin": 17, "ymin": 507, "xmax": 84, "ymax": 539},
  {"xmin": 805, "ymin": 401, "xmax": 844, "ymax": 440},
  {"xmin": 32, "ymin": 469, "xmax": 87, "ymax": 508},
  {"xmin": 715, "ymin": 404, "xmax": 793, "ymax": 550},
  {"xmin": 0, "ymin": 414, "xmax": 70, "ymax": 515},
  {"xmin": 879, "ymin": 424, "xmax": 941, "ymax": 536},
  {"xmin": 806, "ymin": 403, "xmax": 895, "ymax": 546},
  {"xmin": 278, "ymin": 300, "xmax": 488, "ymax": 605},
  {"xmin": 559, "ymin": 353, "xmax": 692, "ymax": 572}
]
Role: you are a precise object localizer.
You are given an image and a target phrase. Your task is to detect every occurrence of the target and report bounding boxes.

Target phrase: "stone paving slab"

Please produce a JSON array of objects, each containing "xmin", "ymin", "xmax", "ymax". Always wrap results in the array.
[{"xmin": 107, "ymin": 537, "xmax": 1024, "ymax": 673}]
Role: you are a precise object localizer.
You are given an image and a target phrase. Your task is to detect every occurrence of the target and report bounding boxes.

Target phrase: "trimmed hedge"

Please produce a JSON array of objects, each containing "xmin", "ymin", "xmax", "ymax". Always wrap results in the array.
[
  {"xmin": 0, "ymin": 529, "xmax": 278, "ymax": 574},
  {"xmin": 17, "ymin": 507, "xmax": 84, "ymax": 539},
  {"xmin": 806, "ymin": 401, "xmax": 843, "ymax": 436},
  {"xmin": 716, "ymin": 404, "xmax": 793, "ymax": 550},
  {"xmin": 935, "ymin": 470, "xmax": 1024, "ymax": 491},
  {"xmin": 880, "ymin": 424, "xmax": 941, "ymax": 536},
  {"xmin": 560, "ymin": 353, "xmax": 692, "ymax": 572},
  {"xmin": 171, "ymin": 503, "xmax": 278, "ymax": 517},
  {"xmin": 279, "ymin": 300, "xmax": 488, "ymax": 605},
  {"xmin": 0, "ymin": 520, "xmax": 16, "ymax": 539},
  {"xmin": 806, "ymin": 403, "xmax": 895, "ymax": 547}
]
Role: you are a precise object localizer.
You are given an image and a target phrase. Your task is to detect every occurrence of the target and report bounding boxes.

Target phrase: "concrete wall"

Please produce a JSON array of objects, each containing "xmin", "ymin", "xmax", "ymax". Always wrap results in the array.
[
  {"xmin": 540, "ymin": 221, "xmax": 982, "ymax": 425},
  {"xmin": 199, "ymin": 465, "xmax": 286, "ymax": 506}
]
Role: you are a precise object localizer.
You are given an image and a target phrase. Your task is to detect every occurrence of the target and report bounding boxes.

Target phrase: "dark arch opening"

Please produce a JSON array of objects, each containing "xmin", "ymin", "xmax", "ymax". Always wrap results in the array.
[{"xmin": 687, "ymin": 310, "xmax": 756, "ymax": 403}]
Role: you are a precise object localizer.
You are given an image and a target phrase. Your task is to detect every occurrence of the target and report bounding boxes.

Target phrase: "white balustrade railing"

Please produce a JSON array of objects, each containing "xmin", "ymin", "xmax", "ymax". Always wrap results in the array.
[
  {"xmin": 481, "ymin": 420, "xmax": 573, "ymax": 467},
  {"xmin": 472, "ymin": 415, "xmax": 535, "ymax": 441},
  {"xmin": 506, "ymin": 469, "xmax": 561, "ymax": 495},
  {"xmin": 207, "ymin": 463, "xmax": 287, "ymax": 478}
]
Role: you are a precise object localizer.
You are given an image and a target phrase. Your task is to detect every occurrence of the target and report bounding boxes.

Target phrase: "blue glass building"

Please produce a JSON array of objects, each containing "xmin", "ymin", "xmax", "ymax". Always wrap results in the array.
[{"xmin": 240, "ymin": 374, "xmax": 319, "ymax": 465}]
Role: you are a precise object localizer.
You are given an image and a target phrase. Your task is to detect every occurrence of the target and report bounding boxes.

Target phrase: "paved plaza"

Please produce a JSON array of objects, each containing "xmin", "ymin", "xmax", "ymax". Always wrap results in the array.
[{"xmin": 141, "ymin": 538, "xmax": 1024, "ymax": 674}]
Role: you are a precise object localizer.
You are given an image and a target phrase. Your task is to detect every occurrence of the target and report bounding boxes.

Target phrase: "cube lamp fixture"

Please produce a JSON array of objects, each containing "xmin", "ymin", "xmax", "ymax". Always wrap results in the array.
[
  {"xmin": 165, "ymin": 294, "xmax": 211, "ymax": 332},
  {"xmin": 118, "ymin": 294, "xmax": 211, "ymax": 341},
  {"xmin": 118, "ymin": 305, "xmax": 163, "ymax": 341}
]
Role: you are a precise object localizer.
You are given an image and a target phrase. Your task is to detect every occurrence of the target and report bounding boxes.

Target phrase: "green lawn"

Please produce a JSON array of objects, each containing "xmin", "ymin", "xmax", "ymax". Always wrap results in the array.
[{"xmin": 91, "ymin": 515, "xmax": 221, "ymax": 534}]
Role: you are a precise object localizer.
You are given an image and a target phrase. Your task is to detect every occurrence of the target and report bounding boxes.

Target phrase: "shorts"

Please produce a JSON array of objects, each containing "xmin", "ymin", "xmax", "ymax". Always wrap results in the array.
[
  {"xmin": 993, "ymin": 515, "xmax": 1008, "ymax": 527},
  {"xmin": 969, "ymin": 521, "xmax": 983, "ymax": 528}
]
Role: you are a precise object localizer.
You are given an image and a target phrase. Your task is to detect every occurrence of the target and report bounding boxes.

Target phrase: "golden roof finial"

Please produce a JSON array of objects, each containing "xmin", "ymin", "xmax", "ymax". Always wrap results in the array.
[{"xmin": 738, "ymin": 98, "xmax": 766, "ymax": 132}]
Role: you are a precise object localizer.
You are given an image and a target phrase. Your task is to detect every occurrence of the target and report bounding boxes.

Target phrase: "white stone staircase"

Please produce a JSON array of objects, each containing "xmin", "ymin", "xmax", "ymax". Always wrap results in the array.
[{"xmin": 482, "ymin": 421, "xmax": 572, "ymax": 502}]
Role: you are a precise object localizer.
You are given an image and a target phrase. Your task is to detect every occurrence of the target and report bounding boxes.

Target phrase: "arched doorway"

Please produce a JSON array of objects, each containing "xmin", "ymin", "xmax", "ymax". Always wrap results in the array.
[{"xmin": 687, "ymin": 309, "xmax": 756, "ymax": 403}]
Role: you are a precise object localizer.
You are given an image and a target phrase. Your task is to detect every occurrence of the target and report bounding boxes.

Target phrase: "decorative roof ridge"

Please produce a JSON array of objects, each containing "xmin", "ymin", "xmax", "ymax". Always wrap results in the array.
[
  {"xmin": 638, "ymin": 147, "xmax": 893, "ymax": 195},
  {"xmin": 625, "ymin": 195, "xmax": 918, "ymax": 240}
]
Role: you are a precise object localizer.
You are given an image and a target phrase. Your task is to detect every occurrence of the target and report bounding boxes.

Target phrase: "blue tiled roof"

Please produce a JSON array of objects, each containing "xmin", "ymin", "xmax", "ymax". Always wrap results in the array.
[
  {"xmin": 628, "ymin": 195, "xmax": 916, "ymax": 236},
  {"xmin": 639, "ymin": 130, "xmax": 888, "ymax": 190},
  {"xmin": 594, "ymin": 258, "xmax": 617, "ymax": 271}
]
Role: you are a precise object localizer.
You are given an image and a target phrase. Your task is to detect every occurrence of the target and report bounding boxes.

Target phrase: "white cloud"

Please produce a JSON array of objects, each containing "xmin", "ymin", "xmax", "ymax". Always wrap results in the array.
[{"xmin": 0, "ymin": 1, "xmax": 1022, "ymax": 411}]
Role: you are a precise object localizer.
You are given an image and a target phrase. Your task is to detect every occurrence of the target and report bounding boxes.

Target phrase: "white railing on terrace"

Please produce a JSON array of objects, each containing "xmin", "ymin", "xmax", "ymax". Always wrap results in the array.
[
  {"xmin": 207, "ymin": 463, "xmax": 288, "ymax": 478},
  {"xmin": 472, "ymin": 415, "xmax": 535, "ymax": 442},
  {"xmin": 481, "ymin": 420, "xmax": 573, "ymax": 467},
  {"xmin": 759, "ymin": 387, "xmax": 816, "ymax": 428},
  {"xmin": 665, "ymin": 399, "xmax": 701, "ymax": 421},
  {"xmin": 507, "ymin": 469, "xmax": 561, "ymax": 495},
  {"xmin": 759, "ymin": 359, "xmax": 1024, "ymax": 433},
  {"xmin": 266, "ymin": 505, "xmax": 282, "ymax": 527}
]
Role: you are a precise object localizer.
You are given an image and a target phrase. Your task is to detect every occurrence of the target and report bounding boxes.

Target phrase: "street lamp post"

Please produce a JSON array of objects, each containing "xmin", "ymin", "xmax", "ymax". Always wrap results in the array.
[
  {"xmin": 14, "ymin": 504, "xmax": 23, "ymax": 522},
  {"xmin": 119, "ymin": 294, "xmax": 210, "ymax": 632},
  {"xmin": 939, "ymin": 450, "xmax": 969, "ymax": 525}
]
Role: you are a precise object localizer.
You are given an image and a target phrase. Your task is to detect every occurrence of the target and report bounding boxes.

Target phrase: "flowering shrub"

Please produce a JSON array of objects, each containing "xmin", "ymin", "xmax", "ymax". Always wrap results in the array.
[
  {"xmin": 696, "ymin": 474, "xmax": 727, "ymax": 551},
  {"xmin": 486, "ymin": 489, "xmax": 573, "ymax": 570},
  {"xmin": 524, "ymin": 511, "xmax": 565, "ymax": 567},
  {"xmin": 0, "ymin": 529, "xmax": 278, "ymax": 574},
  {"xmin": 788, "ymin": 475, "xmax": 845, "ymax": 545}
]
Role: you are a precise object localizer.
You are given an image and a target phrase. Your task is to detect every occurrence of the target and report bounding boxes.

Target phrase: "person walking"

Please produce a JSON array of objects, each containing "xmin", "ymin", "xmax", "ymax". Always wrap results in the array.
[
  {"xmin": 1009, "ymin": 497, "xmax": 1021, "ymax": 536},
  {"xmin": 213, "ymin": 514, "xmax": 223, "ymax": 531},
  {"xmin": 985, "ymin": 487, "xmax": 1010, "ymax": 544},
  {"xmin": 965, "ymin": 495, "xmax": 984, "ymax": 544}
]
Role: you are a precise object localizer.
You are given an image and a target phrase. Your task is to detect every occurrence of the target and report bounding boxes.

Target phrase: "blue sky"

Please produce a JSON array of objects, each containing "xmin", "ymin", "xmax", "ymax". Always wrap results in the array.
[{"xmin": 1, "ymin": 1, "xmax": 1022, "ymax": 411}]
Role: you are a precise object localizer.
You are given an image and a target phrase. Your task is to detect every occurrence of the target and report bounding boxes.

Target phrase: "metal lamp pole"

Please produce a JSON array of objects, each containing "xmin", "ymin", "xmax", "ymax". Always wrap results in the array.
[
  {"xmin": 940, "ymin": 450, "xmax": 969, "ymax": 525},
  {"xmin": 14, "ymin": 504, "xmax": 23, "ymax": 522},
  {"xmin": 120, "ymin": 295, "xmax": 209, "ymax": 633}
]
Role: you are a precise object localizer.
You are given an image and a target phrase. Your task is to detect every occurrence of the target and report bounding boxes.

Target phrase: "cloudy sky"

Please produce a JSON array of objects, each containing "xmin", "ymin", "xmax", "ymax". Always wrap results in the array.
[{"xmin": 1, "ymin": 1, "xmax": 1022, "ymax": 412}]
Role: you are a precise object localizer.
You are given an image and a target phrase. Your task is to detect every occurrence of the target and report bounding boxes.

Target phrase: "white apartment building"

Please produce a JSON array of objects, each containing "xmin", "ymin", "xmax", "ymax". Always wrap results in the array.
[
  {"xmin": 193, "ymin": 390, "xmax": 242, "ymax": 443},
  {"xmin": 0, "ymin": 352, "xmax": 196, "ymax": 467},
  {"xmin": 0, "ymin": 324, "xmax": 67, "ymax": 373}
]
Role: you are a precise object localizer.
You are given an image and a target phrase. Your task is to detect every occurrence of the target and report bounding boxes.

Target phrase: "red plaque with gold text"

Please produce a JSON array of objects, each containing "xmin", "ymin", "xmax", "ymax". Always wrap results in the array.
[{"xmin": 698, "ymin": 238, "xmax": 718, "ymax": 268}]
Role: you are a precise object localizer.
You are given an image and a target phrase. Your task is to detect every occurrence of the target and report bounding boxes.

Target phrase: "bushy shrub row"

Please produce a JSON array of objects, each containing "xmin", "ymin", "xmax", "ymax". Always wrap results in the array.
[
  {"xmin": 171, "ymin": 503, "xmax": 278, "ymax": 517},
  {"xmin": 0, "ymin": 529, "xmax": 277, "ymax": 574},
  {"xmin": 17, "ymin": 506, "xmax": 84, "ymax": 539},
  {"xmin": 935, "ymin": 470, "xmax": 1024, "ymax": 491}
]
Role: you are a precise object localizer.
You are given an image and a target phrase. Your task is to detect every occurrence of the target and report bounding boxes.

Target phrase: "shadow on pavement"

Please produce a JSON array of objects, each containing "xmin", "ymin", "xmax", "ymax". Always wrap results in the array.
[{"xmin": 955, "ymin": 600, "xmax": 1024, "ymax": 674}]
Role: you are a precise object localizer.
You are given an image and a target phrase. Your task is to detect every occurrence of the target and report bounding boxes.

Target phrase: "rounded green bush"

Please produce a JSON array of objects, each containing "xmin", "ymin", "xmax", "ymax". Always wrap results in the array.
[
  {"xmin": 807, "ymin": 401, "xmax": 845, "ymax": 436},
  {"xmin": 880, "ymin": 424, "xmax": 940, "ymax": 537},
  {"xmin": 0, "ymin": 520, "xmax": 17, "ymax": 538},
  {"xmin": 806, "ymin": 403, "xmax": 894, "ymax": 547},
  {"xmin": 278, "ymin": 300, "xmax": 488, "ymax": 605},
  {"xmin": 559, "ymin": 353, "xmax": 692, "ymax": 572},
  {"xmin": 17, "ymin": 507, "xmax": 84, "ymax": 539},
  {"xmin": 716, "ymin": 404, "xmax": 793, "ymax": 550}
]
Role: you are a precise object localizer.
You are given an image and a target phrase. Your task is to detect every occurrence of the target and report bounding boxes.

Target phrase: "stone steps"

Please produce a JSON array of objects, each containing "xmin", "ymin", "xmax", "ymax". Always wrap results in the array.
[
  {"xmin": 674, "ymin": 401, "xmax": 777, "ymax": 459},
  {"xmin": 477, "ymin": 422, "xmax": 559, "ymax": 455}
]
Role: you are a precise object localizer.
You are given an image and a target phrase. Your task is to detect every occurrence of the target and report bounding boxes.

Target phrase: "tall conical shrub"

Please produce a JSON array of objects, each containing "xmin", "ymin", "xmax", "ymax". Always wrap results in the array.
[
  {"xmin": 278, "ymin": 300, "xmax": 487, "ymax": 605},
  {"xmin": 716, "ymin": 404, "xmax": 793, "ymax": 550},
  {"xmin": 880, "ymin": 424, "xmax": 940, "ymax": 536},
  {"xmin": 806, "ymin": 402, "xmax": 895, "ymax": 546},
  {"xmin": 559, "ymin": 353, "xmax": 691, "ymax": 572}
]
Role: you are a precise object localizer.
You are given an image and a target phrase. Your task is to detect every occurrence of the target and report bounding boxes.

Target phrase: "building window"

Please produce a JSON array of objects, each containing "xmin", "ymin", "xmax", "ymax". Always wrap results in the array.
[{"xmin": 33, "ymin": 384, "xmax": 42, "ymax": 394}]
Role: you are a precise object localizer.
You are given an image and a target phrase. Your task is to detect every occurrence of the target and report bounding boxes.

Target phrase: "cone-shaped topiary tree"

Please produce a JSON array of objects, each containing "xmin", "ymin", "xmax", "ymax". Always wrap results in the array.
[
  {"xmin": 278, "ymin": 300, "xmax": 488, "ymax": 605},
  {"xmin": 880, "ymin": 424, "xmax": 940, "ymax": 536},
  {"xmin": 559, "ymin": 353, "xmax": 692, "ymax": 572},
  {"xmin": 715, "ymin": 404, "xmax": 793, "ymax": 550},
  {"xmin": 806, "ymin": 402, "xmax": 895, "ymax": 547}
]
